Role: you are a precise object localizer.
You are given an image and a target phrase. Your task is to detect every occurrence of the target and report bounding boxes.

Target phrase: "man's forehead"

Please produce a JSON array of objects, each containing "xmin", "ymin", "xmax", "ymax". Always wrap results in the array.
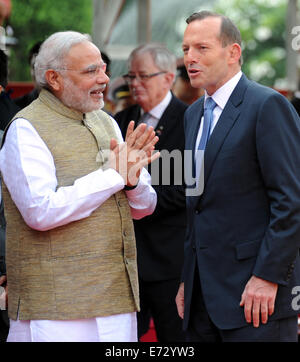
[
  {"xmin": 184, "ymin": 17, "xmax": 221, "ymax": 39},
  {"xmin": 130, "ymin": 52, "xmax": 155, "ymax": 68},
  {"xmin": 65, "ymin": 42, "xmax": 102, "ymax": 65},
  {"xmin": 67, "ymin": 42, "xmax": 100, "ymax": 58}
]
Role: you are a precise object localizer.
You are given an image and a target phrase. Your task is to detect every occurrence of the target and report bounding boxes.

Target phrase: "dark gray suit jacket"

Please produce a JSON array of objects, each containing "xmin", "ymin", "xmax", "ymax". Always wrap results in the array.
[
  {"xmin": 115, "ymin": 94, "xmax": 188, "ymax": 282},
  {"xmin": 183, "ymin": 74, "xmax": 300, "ymax": 330}
]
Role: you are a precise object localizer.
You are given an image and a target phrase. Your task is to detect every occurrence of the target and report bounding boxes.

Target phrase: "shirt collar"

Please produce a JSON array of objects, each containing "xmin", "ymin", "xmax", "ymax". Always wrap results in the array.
[
  {"xmin": 205, "ymin": 70, "xmax": 243, "ymax": 110},
  {"xmin": 141, "ymin": 91, "xmax": 172, "ymax": 119}
]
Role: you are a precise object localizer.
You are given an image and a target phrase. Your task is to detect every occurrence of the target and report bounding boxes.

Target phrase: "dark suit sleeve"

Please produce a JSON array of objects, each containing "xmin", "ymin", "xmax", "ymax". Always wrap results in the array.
[
  {"xmin": 147, "ymin": 184, "xmax": 186, "ymax": 222},
  {"xmin": 253, "ymin": 92, "xmax": 300, "ymax": 285}
]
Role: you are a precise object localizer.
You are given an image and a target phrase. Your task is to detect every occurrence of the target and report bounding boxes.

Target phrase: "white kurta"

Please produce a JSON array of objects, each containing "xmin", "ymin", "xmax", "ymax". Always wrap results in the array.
[{"xmin": 0, "ymin": 116, "xmax": 157, "ymax": 342}]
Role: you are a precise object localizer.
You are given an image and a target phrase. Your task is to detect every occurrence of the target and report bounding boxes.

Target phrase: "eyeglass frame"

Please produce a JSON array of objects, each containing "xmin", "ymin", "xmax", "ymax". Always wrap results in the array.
[{"xmin": 123, "ymin": 71, "xmax": 167, "ymax": 83}]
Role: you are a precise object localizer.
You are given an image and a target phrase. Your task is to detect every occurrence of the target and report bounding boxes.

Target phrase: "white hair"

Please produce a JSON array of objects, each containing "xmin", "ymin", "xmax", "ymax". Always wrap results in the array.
[
  {"xmin": 34, "ymin": 31, "xmax": 91, "ymax": 89},
  {"xmin": 128, "ymin": 42, "xmax": 177, "ymax": 76}
]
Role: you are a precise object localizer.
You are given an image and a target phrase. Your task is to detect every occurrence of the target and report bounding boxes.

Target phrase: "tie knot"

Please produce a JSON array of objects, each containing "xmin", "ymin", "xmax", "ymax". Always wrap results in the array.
[{"xmin": 204, "ymin": 97, "xmax": 216, "ymax": 111}]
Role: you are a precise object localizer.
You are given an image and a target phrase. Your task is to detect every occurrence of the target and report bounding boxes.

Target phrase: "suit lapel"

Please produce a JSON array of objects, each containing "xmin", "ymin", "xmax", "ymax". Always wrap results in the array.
[
  {"xmin": 201, "ymin": 74, "xmax": 249, "ymax": 190},
  {"xmin": 188, "ymin": 98, "xmax": 204, "ymax": 178},
  {"xmin": 203, "ymin": 102, "xmax": 240, "ymax": 185},
  {"xmin": 152, "ymin": 95, "xmax": 178, "ymax": 148},
  {"xmin": 131, "ymin": 105, "xmax": 142, "ymax": 125}
]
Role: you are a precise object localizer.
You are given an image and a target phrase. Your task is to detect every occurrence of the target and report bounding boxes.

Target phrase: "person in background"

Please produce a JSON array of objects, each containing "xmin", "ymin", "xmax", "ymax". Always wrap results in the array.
[
  {"xmin": 176, "ymin": 10, "xmax": 300, "ymax": 342},
  {"xmin": 100, "ymin": 51, "xmax": 115, "ymax": 115},
  {"xmin": 291, "ymin": 90, "xmax": 300, "ymax": 116},
  {"xmin": 112, "ymin": 82, "xmax": 135, "ymax": 115},
  {"xmin": 0, "ymin": 0, "xmax": 8, "ymax": 27},
  {"xmin": 14, "ymin": 41, "xmax": 42, "ymax": 109},
  {"xmin": 172, "ymin": 61, "xmax": 204, "ymax": 105},
  {"xmin": 0, "ymin": 49, "xmax": 19, "ymax": 129},
  {"xmin": 0, "ymin": 31, "xmax": 160, "ymax": 342},
  {"xmin": 0, "ymin": 48, "xmax": 19, "ymax": 342},
  {"xmin": 115, "ymin": 43, "xmax": 187, "ymax": 342}
]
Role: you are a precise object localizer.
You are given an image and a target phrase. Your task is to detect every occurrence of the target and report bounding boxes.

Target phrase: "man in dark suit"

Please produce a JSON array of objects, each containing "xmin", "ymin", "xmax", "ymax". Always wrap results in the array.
[
  {"xmin": 175, "ymin": 11, "xmax": 300, "ymax": 342},
  {"xmin": 115, "ymin": 43, "xmax": 187, "ymax": 342},
  {"xmin": 291, "ymin": 91, "xmax": 300, "ymax": 116},
  {"xmin": 0, "ymin": 49, "xmax": 20, "ymax": 129},
  {"xmin": 0, "ymin": 49, "xmax": 19, "ymax": 342}
]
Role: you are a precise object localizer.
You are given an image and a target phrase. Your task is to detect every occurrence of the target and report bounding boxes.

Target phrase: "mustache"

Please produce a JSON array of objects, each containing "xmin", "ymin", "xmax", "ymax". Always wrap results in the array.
[{"xmin": 90, "ymin": 84, "xmax": 107, "ymax": 93}]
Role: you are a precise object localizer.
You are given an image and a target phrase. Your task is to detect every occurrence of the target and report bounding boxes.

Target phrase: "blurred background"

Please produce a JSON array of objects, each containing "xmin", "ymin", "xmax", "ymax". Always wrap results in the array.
[{"xmin": 0, "ymin": 0, "xmax": 299, "ymax": 98}]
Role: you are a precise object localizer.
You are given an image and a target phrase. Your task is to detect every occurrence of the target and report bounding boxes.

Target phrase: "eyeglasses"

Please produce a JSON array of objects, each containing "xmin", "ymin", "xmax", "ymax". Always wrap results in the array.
[
  {"xmin": 123, "ymin": 71, "xmax": 167, "ymax": 83},
  {"xmin": 55, "ymin": 63, "xmax": 107, "ymax": 78}
]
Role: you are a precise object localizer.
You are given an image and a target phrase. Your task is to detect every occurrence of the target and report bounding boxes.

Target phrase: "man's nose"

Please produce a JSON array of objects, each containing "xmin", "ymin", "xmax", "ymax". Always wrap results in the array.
[
  {"xmin": 184, "ymin": 48, "xmax": 197, "ymax": 63},
  {"xmin": 130, "ymin": 76, "xmax": 140, "ymax": 86},
  {"xmin": 96, "ymin": 70, "xmax": 109, "ymax": 84}
]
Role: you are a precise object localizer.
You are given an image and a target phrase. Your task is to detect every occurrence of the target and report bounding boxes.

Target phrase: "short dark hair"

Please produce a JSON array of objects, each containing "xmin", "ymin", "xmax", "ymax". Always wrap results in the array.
[
  {"xmin": 0, "ymin": 49, "xmax": 8, "ymax": 88},
  {"xmin": 28, "ymin": 41, "xmax": 43, "ymax": 65},
  {"xmin": 186, "ymin": 11, "xmax": 243, "ymax": 65},
  {"xmin": 100, "ymin": 51, "xmax": 111, "ymax": 75}
]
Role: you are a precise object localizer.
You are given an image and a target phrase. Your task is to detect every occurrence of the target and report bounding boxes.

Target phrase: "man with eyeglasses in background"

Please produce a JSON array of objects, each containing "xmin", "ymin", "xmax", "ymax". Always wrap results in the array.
[
  {"xmin": 0, "ymin": 31, "xmax": 160, "ymax": 342},
  {"xmin": 115, "ymin": 43, "xmax": 188, "ymax": 342}
]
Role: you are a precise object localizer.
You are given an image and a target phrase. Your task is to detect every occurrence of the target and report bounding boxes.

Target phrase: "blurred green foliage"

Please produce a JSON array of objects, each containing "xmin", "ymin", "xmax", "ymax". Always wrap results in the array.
[
  {"xmin": 8, "ymin": 0, "xmax": 93, "ymax": 81},
  {"xmin": 215, "ymin": 0, "xmax": 287, "ymax": 86}
]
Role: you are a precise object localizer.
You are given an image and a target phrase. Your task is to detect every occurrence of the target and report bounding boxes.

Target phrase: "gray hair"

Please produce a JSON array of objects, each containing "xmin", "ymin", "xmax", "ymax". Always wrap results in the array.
[
  {"xmin": 34, "ymin": 31, "xmax": 91, "ymax": 89},
  {"xmin": 128, "ymin": 42, "xmax": 177, "ymax": 76}
]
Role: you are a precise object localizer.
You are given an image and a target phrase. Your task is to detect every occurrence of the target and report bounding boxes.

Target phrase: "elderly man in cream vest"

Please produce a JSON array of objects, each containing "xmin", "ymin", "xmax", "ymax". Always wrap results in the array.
[{"xmin": 0, "ymin": 31, "xmax": 160, "ymax": 342}]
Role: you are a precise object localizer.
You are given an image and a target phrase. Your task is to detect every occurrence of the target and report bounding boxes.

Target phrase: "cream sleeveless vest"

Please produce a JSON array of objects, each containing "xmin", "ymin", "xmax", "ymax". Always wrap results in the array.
[{"xmin": 1, "ymin": 89, "xmax": 139, "ymax": 320}]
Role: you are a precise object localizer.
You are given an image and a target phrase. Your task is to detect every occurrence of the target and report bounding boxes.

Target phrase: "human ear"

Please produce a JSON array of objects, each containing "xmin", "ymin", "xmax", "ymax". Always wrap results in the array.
[
  {"xmin": 164, "ymin": 72, "xmax": 176, "ymax": 88},
  {"xmin": 45, "ymin": 69, "xmax": 63, "ymax": 92},
  {"xmin": 228, "ymin": 43, "xmax": 242, "ymax": 65}
]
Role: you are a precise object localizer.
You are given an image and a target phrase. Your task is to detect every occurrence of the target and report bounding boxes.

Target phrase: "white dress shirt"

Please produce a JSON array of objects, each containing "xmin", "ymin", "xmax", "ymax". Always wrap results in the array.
[
  {"xmin": 0, "ymin": 114, "xmax": 157, "ymax": 342},
  {"xmin": 0, "ymin": 117, "xmax": 157, "ymax": 231},
  {"xmin": 195, "ymin": 71, "xmax": 243, "ymax": 153},
  {"xmin": 140, "ymin": 91, "xmax": 172, "ymax": 129}
]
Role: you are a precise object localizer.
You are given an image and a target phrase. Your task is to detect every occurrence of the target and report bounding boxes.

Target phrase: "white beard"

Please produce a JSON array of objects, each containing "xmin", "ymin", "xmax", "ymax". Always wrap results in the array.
[{"xmin": 60, "ymin": 76, "xmax": 104, "ymax": 113}]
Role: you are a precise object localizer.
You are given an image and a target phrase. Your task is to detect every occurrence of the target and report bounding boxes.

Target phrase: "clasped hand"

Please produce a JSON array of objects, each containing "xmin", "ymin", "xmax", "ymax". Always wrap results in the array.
[
  {"xmin": 0, "ymin": 275, "xmax": 7, "ymax": 310},
  {"xmin": 109, "ymin": 121, "xmax": 160, "ymax": 187}
]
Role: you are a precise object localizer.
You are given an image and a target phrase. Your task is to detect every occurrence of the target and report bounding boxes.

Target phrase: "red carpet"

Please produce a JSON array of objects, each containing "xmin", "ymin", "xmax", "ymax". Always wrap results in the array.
[{"xmin": 139, "ymin": 319, "xmax": 158, "ymax": 342}]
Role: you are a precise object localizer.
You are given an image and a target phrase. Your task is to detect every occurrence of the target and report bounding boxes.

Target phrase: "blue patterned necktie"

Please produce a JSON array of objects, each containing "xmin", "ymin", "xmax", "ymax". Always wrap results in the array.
[
  {"xmin": 198, "ymin": 97, "xmax": 217, "ymax": 151},
  {"xmin": 195, "ymin": 97, "xmax": 217, "ymax": 193}
]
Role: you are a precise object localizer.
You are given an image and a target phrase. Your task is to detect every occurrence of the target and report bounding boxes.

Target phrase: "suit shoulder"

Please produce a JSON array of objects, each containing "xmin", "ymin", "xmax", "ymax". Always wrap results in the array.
[
  {"xmin": 170, "ymin": 95, "xmax": 189, "ymax": 112},
  {"xmin": 185, "ymin": 96, "xmax": 204, "ymax": 116},
  {"xmin": 243, "ymin": 80, "xmax": 299, "ymax": 121},
  {"xmin": 114, "ymin": 104, "xmax": 140, "ymax": 136},
  {"xmin": 246, "ymin": 79, "xmax": 286, "ymax": 101},
  {"xmin": 114, "ymin": 104, "xmax": 139, "ymax": 121}
]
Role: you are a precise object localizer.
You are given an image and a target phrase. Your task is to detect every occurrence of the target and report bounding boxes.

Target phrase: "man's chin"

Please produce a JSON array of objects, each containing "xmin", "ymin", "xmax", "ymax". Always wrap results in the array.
[{"xmin": 81, "ymin": 100, "xmax": 104, "ymax": 113}]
